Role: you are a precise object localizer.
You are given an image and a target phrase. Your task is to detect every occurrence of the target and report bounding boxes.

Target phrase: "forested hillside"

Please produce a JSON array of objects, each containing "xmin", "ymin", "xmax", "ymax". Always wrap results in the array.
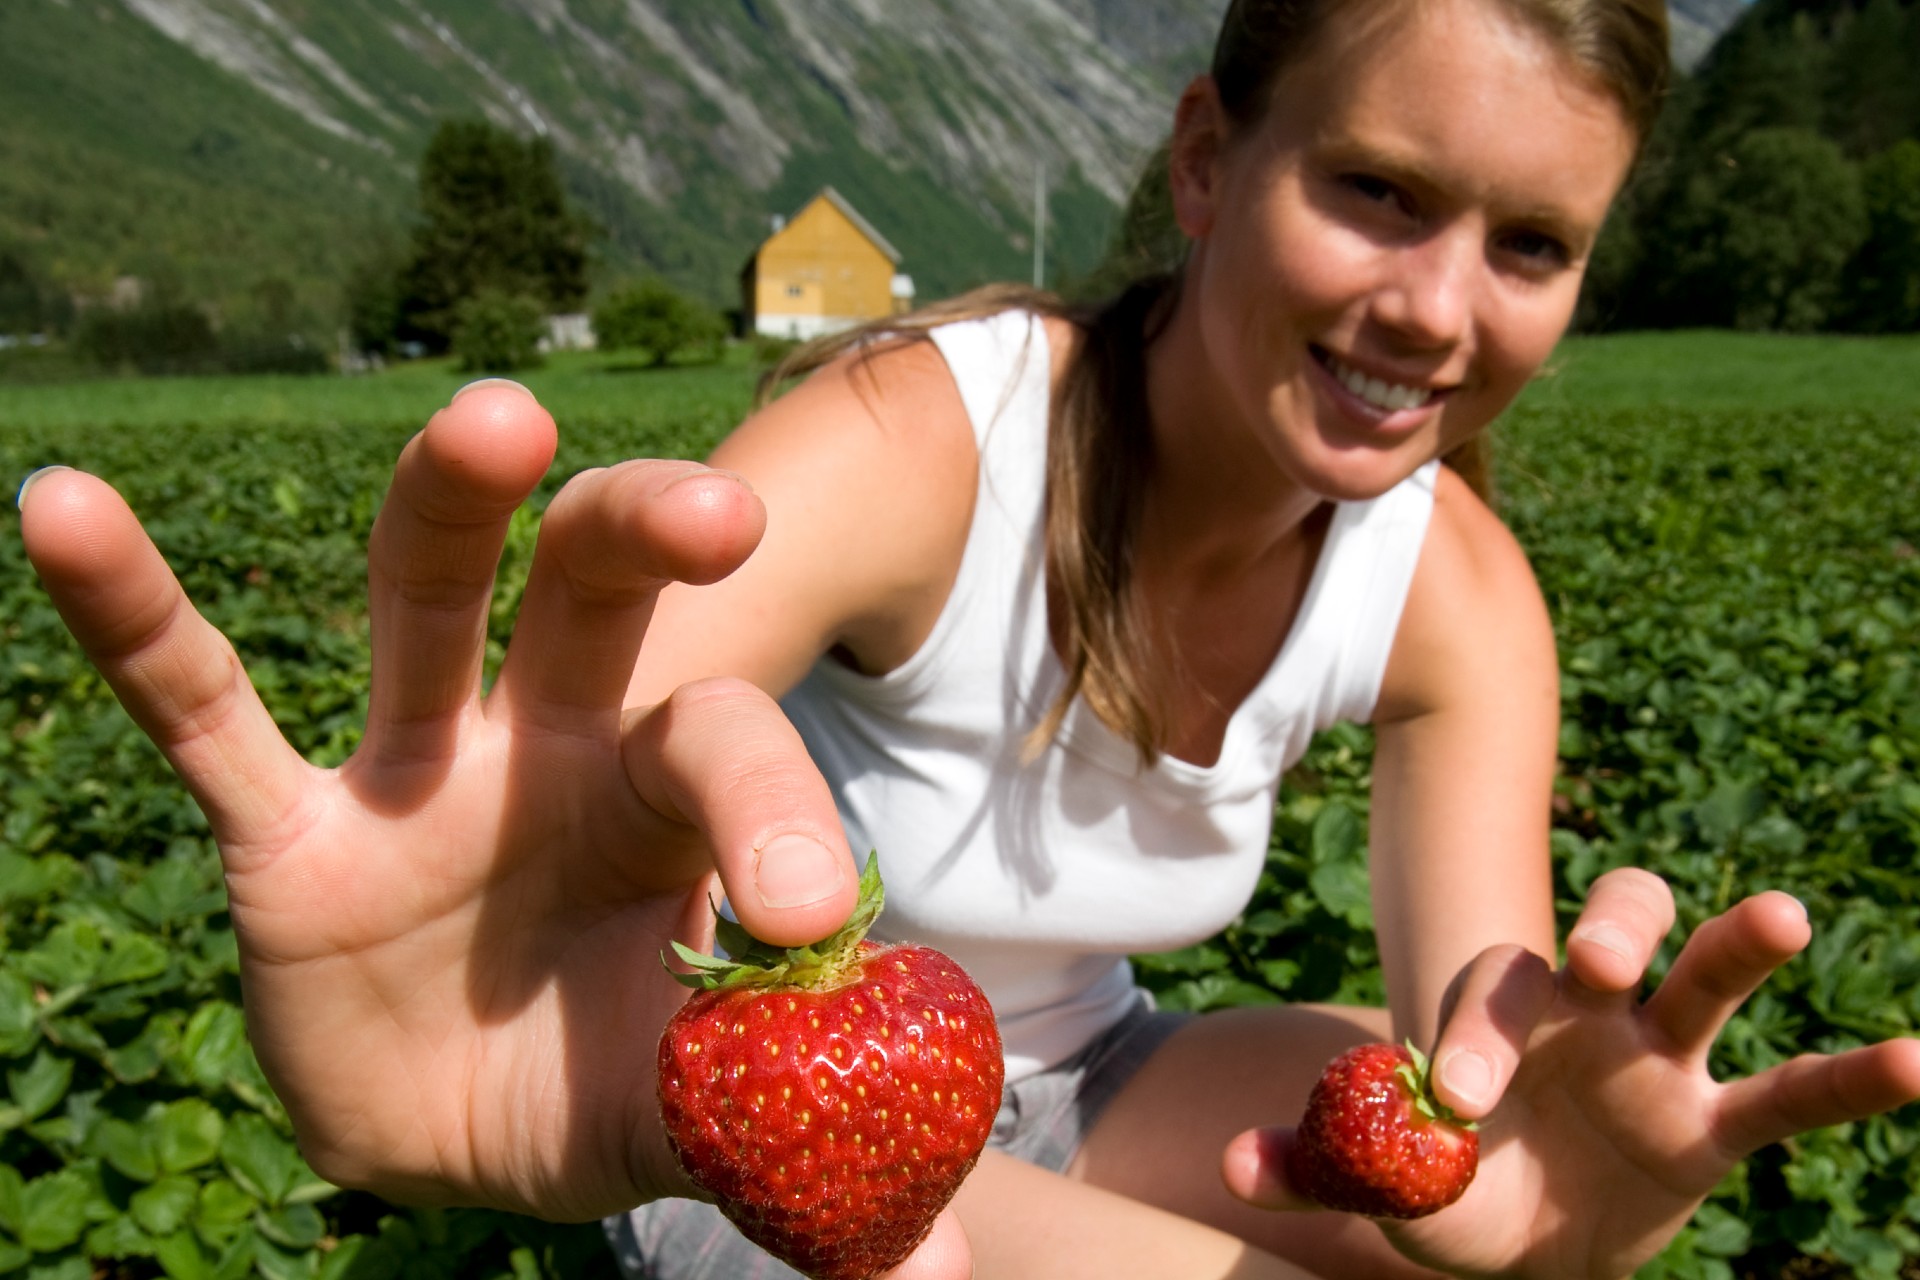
[{"xmin": 1584, "ymin": 0, "xmax": 1920, "ymax": 334}]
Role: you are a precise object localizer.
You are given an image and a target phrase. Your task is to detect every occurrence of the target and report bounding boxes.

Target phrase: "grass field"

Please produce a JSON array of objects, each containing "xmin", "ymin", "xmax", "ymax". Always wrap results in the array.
[
  {"xmin": 2, "ymin": 330, "xmax": 1917, "ymax": 1280},
  {"xmin": 6, "ymin": 327, "xmax": 1920, "ymax": 437}
]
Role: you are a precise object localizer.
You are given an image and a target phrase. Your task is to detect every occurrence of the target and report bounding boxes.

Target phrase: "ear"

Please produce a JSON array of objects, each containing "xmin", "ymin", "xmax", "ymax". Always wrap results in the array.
[{"xmin": 1169, "ymin": 75, "xmax": 1229, "ymax": 240}]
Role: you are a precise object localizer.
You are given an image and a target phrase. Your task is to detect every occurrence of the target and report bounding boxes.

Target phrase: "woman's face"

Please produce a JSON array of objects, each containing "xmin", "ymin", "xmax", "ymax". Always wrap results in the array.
[{"xmin": 1170, "ymin": 0, "xmax": 1638, "ymax": 501}]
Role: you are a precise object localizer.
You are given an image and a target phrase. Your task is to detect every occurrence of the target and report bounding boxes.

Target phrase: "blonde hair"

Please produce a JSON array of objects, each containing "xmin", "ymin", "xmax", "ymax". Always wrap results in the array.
[{"xmin": 763, "ymin": 0, "xmax": 1670, "ymax": 765}]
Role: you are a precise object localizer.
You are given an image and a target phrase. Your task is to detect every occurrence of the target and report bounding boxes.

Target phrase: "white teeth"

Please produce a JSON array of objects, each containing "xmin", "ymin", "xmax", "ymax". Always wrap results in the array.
[{"xmin": 1324, "ymin": 353, "xmax": 1433, "ymax": 413}]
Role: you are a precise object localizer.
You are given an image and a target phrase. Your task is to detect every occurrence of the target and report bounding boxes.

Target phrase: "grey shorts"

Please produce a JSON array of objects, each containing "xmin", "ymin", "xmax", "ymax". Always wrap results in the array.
[{"xmin": 605, "ymin": 995, "xmax": 1192, "ymax": 1280}]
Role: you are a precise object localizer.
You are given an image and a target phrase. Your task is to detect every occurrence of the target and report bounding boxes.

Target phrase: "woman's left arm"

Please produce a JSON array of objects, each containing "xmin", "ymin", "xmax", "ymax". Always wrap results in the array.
[{"xmin": 1368, "ymin": 467, "xmax": 1561, "ymax": 1050}]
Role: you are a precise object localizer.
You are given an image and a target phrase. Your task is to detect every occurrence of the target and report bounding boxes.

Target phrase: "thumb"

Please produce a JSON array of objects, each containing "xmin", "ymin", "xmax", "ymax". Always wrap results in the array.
[
  {"xmin": 1221, "ymin": 1126, "xmax": 1323, "ymax": 1212},
  {"xmin": 881, "ymin": 1209, "xmax": 974, "ymax": 1279}
]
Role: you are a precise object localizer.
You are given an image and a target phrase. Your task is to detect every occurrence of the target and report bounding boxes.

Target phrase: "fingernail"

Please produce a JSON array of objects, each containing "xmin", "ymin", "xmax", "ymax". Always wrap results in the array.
[
  {"xmin": 452, "ymin": 377, "xmax": 531, "ymax": 403},
  {"xmin": 17, "ymin": 465, "xmax": 71, "ymax": 510},
  {"xmin": 668, "ymin": 465, "xmax": 755, "ymax": 496},
  {"xmin": 755, "ymin": 835, "xmax": 845, "ymax": 910},
  {"xmin": 1571, "ymin": 922, "xmax": 1635, "ymax": 961},
  {"xmin": 1439, "ymin": 1048, "xmax": 1495, "ymax": 1111}
]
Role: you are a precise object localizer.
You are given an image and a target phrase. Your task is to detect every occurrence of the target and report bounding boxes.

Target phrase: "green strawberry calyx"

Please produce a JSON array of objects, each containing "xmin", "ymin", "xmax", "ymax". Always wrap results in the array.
[
  {"xmin": 663, "ymin": 853, "xmax": 885, "ymax": 993},
  {"xmin": 1395, "ymin": 1040, "xmax": 1479, "ymax": 1132}
]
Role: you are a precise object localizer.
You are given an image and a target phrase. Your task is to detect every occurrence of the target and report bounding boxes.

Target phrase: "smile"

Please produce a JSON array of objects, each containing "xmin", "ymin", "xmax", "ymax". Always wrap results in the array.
[{"xmin": 1314, "ymin": 348, "xmax": 1439, "ymax": 414}]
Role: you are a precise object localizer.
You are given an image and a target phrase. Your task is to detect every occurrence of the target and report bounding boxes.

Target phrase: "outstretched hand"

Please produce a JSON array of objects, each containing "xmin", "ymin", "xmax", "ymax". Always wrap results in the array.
[
  {"xmin": 1224, "ymin": 867, "xmax": 1920, "ymax": 1278},
  {"xmin": 19, "ymin": 382, "xmax": 965, "ymax": 1276}
]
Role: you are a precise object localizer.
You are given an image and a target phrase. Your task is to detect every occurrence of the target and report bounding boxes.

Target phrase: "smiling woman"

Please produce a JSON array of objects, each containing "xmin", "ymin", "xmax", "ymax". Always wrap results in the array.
[{"xmin": 21, "ymin": 0, "xmax": 1920, "ymax": 1278}]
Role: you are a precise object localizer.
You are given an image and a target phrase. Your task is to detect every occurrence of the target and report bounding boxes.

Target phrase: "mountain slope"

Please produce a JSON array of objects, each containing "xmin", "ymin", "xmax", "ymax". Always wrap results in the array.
[{"xmin": 0, "ymin": 0, "xmax": 1744, "ymax": 334}]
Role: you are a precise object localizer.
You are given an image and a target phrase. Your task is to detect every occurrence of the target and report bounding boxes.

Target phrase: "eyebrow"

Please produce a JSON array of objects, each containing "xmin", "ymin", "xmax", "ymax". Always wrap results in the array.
[{"xmin": 1316, "ymin": 137, "xmax": 1603, "ymax": 249}]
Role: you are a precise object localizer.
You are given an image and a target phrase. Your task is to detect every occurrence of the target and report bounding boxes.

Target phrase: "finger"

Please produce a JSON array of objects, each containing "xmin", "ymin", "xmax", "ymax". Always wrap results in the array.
[
  {"xmin": 363, "ymin": 380, "xmax": 556, "ymax": 760},
  {"xmin": 19, "ymin": 467, "xmax": 310, "ymax": 857},
  {"xmin": 1713, "ymin": 1039, "xmax": 1920, "ymax": 1159},
  {"xmin": 881, "ymin": 1209, "xmax": 973, "ymax": 1280},
  {"xmin": 624, "ymin": 677, "xmax": 857, "ymax": 948},
  {"xmin": 1642, "ymin": 892, "xmax": 1810, "ymax": 1063},
  {"xmin": 491, "ymin": 461, "xmax": 764, "ymax": 727},
  {"xmin": 1429, "ymin": 945, "xmax": 1556, "ymax": 1120},
  {"xmin": 1563, "ymin": 866, "xmax": 1676, "ymax": 995},
  {"xmin": 1220, "ymin": 1125, "xmax": 1319, "ymax": 1211}
]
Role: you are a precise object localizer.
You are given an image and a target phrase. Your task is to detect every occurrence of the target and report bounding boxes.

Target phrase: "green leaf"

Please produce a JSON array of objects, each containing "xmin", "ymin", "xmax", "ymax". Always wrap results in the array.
[
  {"xmin": 6, "ymin": 1052, "xmax": 70, "ymax": 1123},
  {"xmin": 1309, "ymin": 803, "xmax": 1364, "ymax": 864},
  {"xmin": 21, "ymin": 1256, "xmax": 89, "ymax": 1280},
  {"xmin": 220, "ymin": 1113, "xmax": 312, "ymax": 1207},
  {"xmin": 255, "ymin": 1202, "xmax": 325, "ymax": 1249},
  {"xmin": 154, "ymin": 1228, "xmax": 214, "ymax": 1280},
  {"xmin": 0, "ymin": 972, "xmax": 39, "ymax": 1058},
  {"xmin": 314, "ymin": 1236, "xmax": 371, "ymax": 1280},
  {"xmin": 177, "ymin": 1002, "xmax": 250, "ymax": 1090},
  {"xmin": 18, "ymin": 1169, "xmax": 92, "ymax": 1252},
  {"xmin": 91, "ymin": 1117, "xmax": 158, "ymax": 1182},
  {"xmin": 105, "ymin": 1015, "xmax": 181, "ymax": 1085},
  {"xmin": 0, "ymin": 1164, "xmax": 22, "ymax": 1236},
  {"xmin": 194, "ymin": 1178, "xmax": 257, "ymax": 1230},
  {"xmin": 17, "ymin": 920, "xmax": 104, "ymax": 988},
  {"xmin": 1308, "ymin": 858, "xmax": 1372, "ymax": 929},
  {"xmin": 0, "ymin": 1238, "xmax": 27, "ymax": 1273},
  {"xmin": 85, "ymin": 1214, "xmax": 155, "ymax": 1262},
  {"xmin": 1694, "ymin": 781, "xmax": 1766, "ymax": 847},
  {"xmin": 131, "ymin": 1175, "xmax": 200, "ymax": 1237},
  {"xmin": 153, "ymin": 1099, "xmax": 224, "ymax": 1175},
  {"xmin": 96, "ymin": 933, "xmax": 171, "ymax": 988}
]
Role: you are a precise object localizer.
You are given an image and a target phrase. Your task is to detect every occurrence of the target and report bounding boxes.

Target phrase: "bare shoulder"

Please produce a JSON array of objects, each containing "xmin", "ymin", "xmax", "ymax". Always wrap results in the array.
[{"xmin": 1374, "ymin": 464, "xmax": 1557, "ymax": 724}]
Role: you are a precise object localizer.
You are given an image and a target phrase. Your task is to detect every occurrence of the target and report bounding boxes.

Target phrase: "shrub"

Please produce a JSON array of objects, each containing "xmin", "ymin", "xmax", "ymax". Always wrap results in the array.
[
  {"xmin": 592, "ymin": 279, "xmax": 726, "ymax": 367},
  {"xmin": 451, "ymin": 290, "xmax": 547, "ymax": 374},
  {"xmin": 72, "ymin": 300, "xmax": 222, "ymax": 376}
]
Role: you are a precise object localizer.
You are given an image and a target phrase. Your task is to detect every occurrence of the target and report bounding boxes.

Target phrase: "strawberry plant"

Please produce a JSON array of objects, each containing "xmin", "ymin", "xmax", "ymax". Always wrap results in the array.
[{"xmin": 2, "ymin": 343, "xmax": 1917, "ymax": 1277}]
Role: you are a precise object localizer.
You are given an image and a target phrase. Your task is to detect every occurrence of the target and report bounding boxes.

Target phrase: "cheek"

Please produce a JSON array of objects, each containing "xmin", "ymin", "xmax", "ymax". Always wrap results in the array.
[{"xmin": 1480, "ymin": 290, "xmax": 1580, "ymax": 398}]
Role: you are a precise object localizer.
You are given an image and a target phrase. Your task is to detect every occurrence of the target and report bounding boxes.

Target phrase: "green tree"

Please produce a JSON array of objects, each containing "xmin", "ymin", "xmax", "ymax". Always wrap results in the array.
[
  {"xmin": 397, "ymin": 120, "xmax": 593, "ymax": 353},
  {"xmin": 1656, "ymin": 127, "xmax": 1867, "ymax": 332},
  {"xmin": 451, "ymin": 289, "xmax": 548, "ymax": 374},
  {"xmin": 1841, "ymin": 139, "xmax": 1920, "ymax": 332},
  {"xmin": 1822, "ymin": 0, "xmax": 1913, "ymax": 155},
  {"xmin": 591, "ymin": 279, "xmax": 726, "ymax": 366}
]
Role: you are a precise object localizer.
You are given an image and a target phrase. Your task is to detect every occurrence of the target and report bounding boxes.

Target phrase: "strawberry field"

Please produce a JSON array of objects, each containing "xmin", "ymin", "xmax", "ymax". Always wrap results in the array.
[{"xmin": 2, "ymin": 337, "xmax": 1918, "ymax": 1279}]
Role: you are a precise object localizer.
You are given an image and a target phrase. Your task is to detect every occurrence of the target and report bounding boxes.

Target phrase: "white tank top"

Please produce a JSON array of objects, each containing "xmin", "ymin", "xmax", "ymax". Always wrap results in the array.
[{"xmin": 780, "ymin": 310, "xmax": 1438, "ymax": 1082}]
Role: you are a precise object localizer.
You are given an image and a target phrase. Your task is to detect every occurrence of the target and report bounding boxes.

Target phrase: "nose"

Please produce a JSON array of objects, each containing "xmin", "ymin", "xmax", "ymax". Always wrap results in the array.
[{"xmin": 1373, "ymin": 227, "xmax": 1476, "ymax": 349}]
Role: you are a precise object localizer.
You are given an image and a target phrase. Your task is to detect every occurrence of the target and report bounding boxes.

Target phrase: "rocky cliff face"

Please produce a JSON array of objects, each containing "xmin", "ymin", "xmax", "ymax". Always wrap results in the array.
[{"xmin": 26, "ymin": 0, "xmax": 1750, "ymax": 302}]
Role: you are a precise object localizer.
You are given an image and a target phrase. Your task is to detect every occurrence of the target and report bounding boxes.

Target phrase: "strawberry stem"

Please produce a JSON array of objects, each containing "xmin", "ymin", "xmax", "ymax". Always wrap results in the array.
[
  {"xmin": 664, "ymin": 853, "xmax": 885, "ymax": 992},
  {"xmin": 1398, "ymin": 1039, "xmax": 1478, "ymax": 1131}
]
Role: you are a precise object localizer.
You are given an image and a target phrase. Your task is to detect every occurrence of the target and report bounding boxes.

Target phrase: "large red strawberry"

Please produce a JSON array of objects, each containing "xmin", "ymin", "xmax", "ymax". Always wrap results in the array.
[
  {"xmin": 1286, "ymin": 1040, "xmax": 1479, "ymax": 1219},
  {"xmin": 657, "ymin": 856, "xmax": 1003, "ymax": 1280}
]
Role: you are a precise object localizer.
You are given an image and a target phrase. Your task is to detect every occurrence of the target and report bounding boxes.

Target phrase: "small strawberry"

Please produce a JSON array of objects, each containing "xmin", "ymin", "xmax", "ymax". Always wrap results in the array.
[
  {"xmin": 657, "ymin": 856, "xmax": 1003, "ymax": 1280},
  {"xmin": 1285, "ymin": 1039, "xmax": 1479, "ymax": 1220}
]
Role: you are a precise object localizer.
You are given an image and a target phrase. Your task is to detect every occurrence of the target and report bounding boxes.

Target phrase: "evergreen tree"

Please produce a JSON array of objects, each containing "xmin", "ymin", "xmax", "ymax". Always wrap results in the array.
[{"xmin": 396, "ymin": 120, "xmax": 593, "ymax": 352}]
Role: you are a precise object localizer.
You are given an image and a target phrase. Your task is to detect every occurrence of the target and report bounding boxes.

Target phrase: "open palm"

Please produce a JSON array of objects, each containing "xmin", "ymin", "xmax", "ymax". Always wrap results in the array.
[
  {"xmin": 1233, "ymin": 869, "xmax": 1920, "ymax": 1278},
  {"xmin": 19, "ymin": 383, "xmax": 865, "ymax": 1224}
]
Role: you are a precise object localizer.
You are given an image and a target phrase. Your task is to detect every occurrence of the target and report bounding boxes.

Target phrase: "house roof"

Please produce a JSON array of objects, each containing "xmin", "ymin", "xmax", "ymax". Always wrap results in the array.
[
  {"xmin": 752, "ymin": 186, "xmax": 903, "ymax": 266},
  {"xmin": 813, "ymin": 187, "xmax": 902, "ymax": 264}
]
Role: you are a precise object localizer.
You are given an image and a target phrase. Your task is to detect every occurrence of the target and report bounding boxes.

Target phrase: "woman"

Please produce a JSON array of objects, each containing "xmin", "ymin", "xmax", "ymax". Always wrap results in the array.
[{"xmin": 21, "ymin": 0, "xmax": 1920, "ymax": 1276}]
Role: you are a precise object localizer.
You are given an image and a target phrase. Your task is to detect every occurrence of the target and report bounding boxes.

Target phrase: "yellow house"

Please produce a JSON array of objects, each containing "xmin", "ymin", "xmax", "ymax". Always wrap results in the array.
[{"xmin": 742, "ymin": 187, "xmax": 915, "ymax": 340}]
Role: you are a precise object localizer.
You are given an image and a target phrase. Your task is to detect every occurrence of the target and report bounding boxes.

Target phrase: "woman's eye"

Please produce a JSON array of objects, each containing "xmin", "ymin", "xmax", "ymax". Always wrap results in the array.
[
  {"xmin": 1341, "ymin": 173, "xmax": 1405, "ymax": 208},
  {"xmin": 1499, "ymin": 228, "xmax": 1572, "ymax": 268}
]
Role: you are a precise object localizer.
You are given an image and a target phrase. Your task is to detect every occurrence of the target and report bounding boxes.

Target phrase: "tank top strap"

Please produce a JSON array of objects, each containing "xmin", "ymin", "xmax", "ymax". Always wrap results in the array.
[{"xmin": 1261, "ymin": 459, "xmax": 1440, "ymax": 735}]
